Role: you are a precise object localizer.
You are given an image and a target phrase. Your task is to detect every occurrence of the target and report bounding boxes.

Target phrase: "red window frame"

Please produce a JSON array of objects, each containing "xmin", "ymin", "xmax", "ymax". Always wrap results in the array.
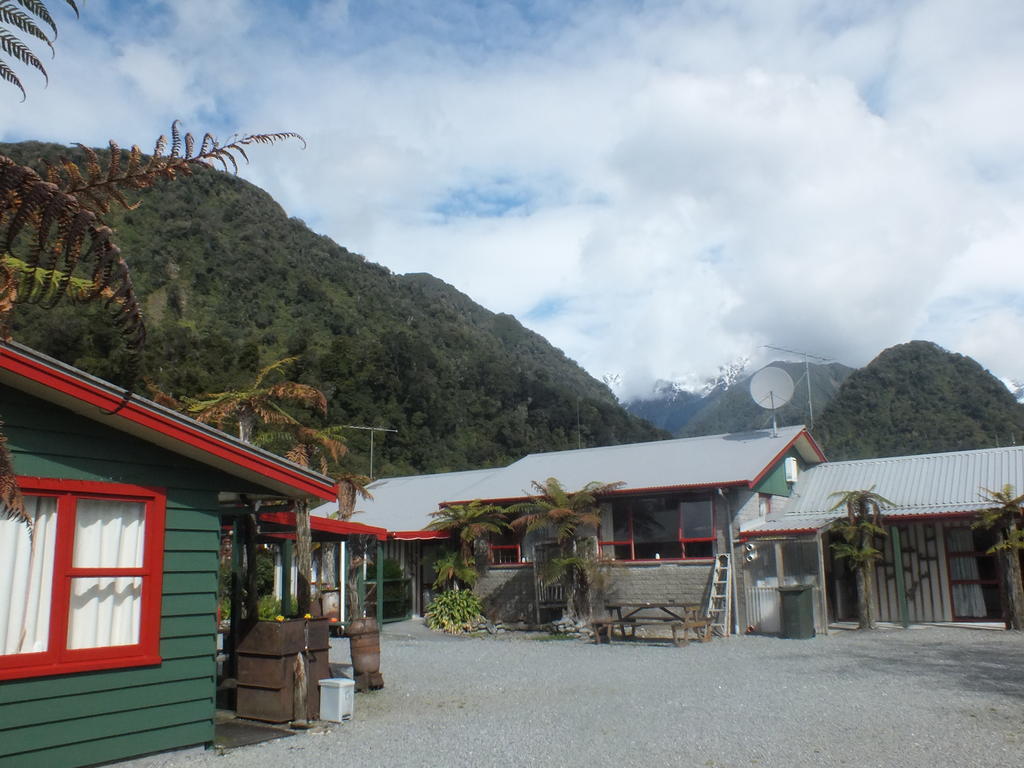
[
  {"xmin": 489, "ymin": 529, "xmax": 527, "ymax": 566},
  {"xmin": 0, "ymin": 477, "xmax": 166, "ymax": 681},
  {"xmin": 599, "ymin": 495, "xmax": 716, "ymax": 561}
]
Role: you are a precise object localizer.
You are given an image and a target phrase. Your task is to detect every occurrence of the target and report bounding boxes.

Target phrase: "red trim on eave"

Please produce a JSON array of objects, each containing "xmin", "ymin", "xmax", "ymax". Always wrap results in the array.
[
  {"xmin": 883, "ymin": 511, "xmax": 978, "ymax": 523},
  {"xmin": 749, "ymin": 429, "xmax": 825, "ymax": 489},
  {"xmin": 391, "ymin": 530, "xmax": 450, "ymax": 540},
  {"xmin": 260, "ymin": 511, "xmax": 388, "ymax": 540},
  {"xmin": 740, "ymin": 528, "xmax": 820, "ymax": 538},
  {"xmin": 0, "ymin": 346, "xmax": 336, "ymax": 501},
  {"xmin": 443, "ymin": 480, "xmax": 750, "ymax": 507}
]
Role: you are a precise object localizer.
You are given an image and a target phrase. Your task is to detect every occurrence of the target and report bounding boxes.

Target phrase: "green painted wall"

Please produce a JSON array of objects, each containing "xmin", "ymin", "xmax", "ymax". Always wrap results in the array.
[
  {"xmin": 752, "ymin": 448, "xmax": 808, "ymax": 497},
  {"xmin": 0, "ymin": 385, "xmax": 273, "ymax": 768}
]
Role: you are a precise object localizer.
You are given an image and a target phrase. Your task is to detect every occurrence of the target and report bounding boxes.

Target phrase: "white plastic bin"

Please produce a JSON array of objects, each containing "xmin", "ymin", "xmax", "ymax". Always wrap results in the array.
[{"xmin": 318, "ymin": 678, "xmax": 355, "ymax": 722}]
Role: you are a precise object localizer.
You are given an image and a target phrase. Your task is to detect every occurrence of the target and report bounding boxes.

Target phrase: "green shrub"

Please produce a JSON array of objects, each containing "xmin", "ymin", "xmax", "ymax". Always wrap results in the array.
[
  {"xmin": 425, "ymin": 589, "xmax": 484, "ymax": 634},
  {"xmin": 258, "ymin": 595, "xmax": 298, "ymax": 620}
]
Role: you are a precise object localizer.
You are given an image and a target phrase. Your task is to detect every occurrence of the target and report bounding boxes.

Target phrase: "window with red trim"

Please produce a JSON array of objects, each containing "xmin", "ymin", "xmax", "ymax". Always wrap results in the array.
[
  {"xmin": 599, "ymin": 494, "xmax": 715, "ymax": 561},
  {"xmin": 488, "ymin": 529, "xmax": 523, "ymax": 565},
  {"xmin": 0, "ymin": 477, "xmax": 165, "ymax": 681}
]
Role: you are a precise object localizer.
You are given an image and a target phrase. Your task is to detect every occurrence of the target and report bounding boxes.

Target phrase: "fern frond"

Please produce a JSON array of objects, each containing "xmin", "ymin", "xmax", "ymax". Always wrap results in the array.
[
  {"xmin": 0, "ymin": 415, "xmax": 26, "ymax": 525},
  {"xmin": 15, "ymin": 1, "xmax": 79, "ymax": 36},
  {"xmin": 0, "ymin": 29, "xmax": 46, "ymax": 83},
  {"xmin": 0, "ymin": 58, "xmax": 26, "ymax": 100},
  {"xmin": 0, "ymin": 154, "xmax": 145, "ymax": 350},
  {"xmin": 0, "ymin": 5, "xmax": 54, "ymax": 54},
  {"xmin": 169, "ymin": 119, "xmax": 182, "ymax": 158}
]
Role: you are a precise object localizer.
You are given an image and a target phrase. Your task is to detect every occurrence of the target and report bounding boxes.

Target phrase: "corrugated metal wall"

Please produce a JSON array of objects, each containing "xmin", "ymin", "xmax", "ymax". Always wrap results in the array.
[{"xmin": 873, "ymin": 523, "xmax": 951, "ymax": 623}]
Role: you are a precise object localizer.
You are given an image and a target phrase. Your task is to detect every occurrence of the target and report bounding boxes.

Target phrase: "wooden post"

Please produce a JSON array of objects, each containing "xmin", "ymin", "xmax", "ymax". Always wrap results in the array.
[
  {"xmin": 890, "ymin": 526, "xmax": 910, "ymax": 628},
  {"xmin": 281, "ymin": 539, "xmax": 293, "ymax": 617},
  {"xmin": 357, "ymin": 542, "xmax": 366, "ymax": 618},
  {"xmin": 243, "ymin": 513, "xmax": 259, "ymax": 621},
  {"xmin": 228, "ymin": 520, "xmax": 242, "ymax": 677},
  {"xmin": 376, "ymin": 538, "xmax": 385, "ymax": 624}
]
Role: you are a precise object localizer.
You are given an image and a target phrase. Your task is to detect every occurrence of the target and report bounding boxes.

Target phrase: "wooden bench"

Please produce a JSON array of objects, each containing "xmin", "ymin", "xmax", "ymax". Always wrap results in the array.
[
  {"xmin": 592, "ymin": 615, "xmax": 713, "ymax": 646},
  {"xmin": 670, "ymin": 617, "xmax": 713, "ymax": 646},
  {"xmin": 590, "ymin": 617, "xmax": 634, "ymax": 643}
]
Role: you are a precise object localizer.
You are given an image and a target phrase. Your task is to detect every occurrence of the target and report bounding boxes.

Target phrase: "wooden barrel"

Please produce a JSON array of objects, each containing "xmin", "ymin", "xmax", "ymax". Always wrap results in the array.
[{"xmin": 346, "ymin": 617, "xmax": 380, "ymax": 676}]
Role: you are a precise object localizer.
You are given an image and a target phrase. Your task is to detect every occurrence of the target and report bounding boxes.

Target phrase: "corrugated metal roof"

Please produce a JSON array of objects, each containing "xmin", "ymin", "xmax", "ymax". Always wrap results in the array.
[
  {"xmin": 311, "ymin": 468, "xmax": 500, "ymax": 533},
  {"xmin": 452, "ymin": 426, "xmax": 819, "ymax": 503},
  {"xmin": 313, "ymin": 426, "xmax": 822, "ymax": 535},
  {"xmin": 759, "ymin": 445, "xmax": 1024, "ymax": 534}
]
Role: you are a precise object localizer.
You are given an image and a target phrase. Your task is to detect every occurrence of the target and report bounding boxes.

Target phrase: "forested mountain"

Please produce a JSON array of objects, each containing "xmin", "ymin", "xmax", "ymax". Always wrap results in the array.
[
  {"xmin": 814, "ymin": 341, "xmax": 1024, "ymax": 460},
  {"xmin": 3, "ymin": 141, "xmax": 664, "ymax": 478},
  {"xmin": 626, "ymin": 361, "xmax": 853, "ymax": 437}
]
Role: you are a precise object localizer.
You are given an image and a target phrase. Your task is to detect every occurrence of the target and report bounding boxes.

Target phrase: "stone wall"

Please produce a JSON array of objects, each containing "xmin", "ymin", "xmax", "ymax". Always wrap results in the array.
[
  {"xmin": 602, "ymin": 561, "xmax": 714, "ymax": 607},
  {"xmin": 475, "ymin": 567, "xmax": 537, "ymax": 624},
  {"xmin": 476, "ymin": 560, "xmax": 715, "ymax": 624}
]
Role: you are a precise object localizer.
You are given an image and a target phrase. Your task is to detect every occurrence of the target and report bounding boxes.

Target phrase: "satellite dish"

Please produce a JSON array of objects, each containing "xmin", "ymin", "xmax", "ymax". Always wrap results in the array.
[
  {"xmin": 749, "ymin": 367, "xmax": 794, "ymax": 437},
  {"xmin": 750, "ymin": 367, "xmax": 795, "ymax": 409}
]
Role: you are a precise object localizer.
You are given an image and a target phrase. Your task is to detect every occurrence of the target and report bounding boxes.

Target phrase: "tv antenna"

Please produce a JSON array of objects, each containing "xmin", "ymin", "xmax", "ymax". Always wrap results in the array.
[
  {"xmin": 762, "ymin": 345, "xmax": 833, "ymax": 430},
  {"xmin": 749, "ymin": 366, "xmax": 795, "ymax": 437},
  {"xmin": 343, "ymin": 424, "xmax": 398, "ymax": 479}
]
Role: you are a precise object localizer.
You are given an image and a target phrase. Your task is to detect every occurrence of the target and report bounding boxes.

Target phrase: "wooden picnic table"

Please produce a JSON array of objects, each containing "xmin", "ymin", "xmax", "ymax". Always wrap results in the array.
[{"xmin": 592, "ymin": 602, "xmax": 713, "ymax": 646}]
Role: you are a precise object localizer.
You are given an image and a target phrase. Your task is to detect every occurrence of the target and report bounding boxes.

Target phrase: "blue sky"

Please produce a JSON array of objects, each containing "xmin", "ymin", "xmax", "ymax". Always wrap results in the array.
[{"xmin": 3, "ymin": 0, "xmax": 1023, "ymax": 396}]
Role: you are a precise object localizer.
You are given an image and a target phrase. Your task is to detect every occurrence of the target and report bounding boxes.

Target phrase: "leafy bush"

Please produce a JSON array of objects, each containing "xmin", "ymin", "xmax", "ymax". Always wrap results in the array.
[
  {"xmin": 258, "ymin": 595, "xmax": 298, "ymax": 620},
  {"xmin": 425, "ymin": 589, "xmax": 484, "ymax": 634}
]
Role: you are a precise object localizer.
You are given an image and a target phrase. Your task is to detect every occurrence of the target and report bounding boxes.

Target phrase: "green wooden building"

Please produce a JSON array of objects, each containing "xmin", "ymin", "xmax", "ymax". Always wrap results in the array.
[{"xmin": 0, "ymin": 341, "xmax": 338, "ymax": 768}]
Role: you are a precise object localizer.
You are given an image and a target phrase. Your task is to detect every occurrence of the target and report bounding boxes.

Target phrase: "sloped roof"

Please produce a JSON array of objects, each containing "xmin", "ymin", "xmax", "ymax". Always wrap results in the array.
[
  {"xmin": 750, "ymin": 445, "xmax": 1024, "ymax": 535},
  {"xmin": 312, "ymin": 468, "xmax": 501, "ymax": 534},
  {"xmin": 450, "ymin": 426, "xmax": 822, "ymax": 504},
  {"xmin": 315, "ymin": 426, "xmax": 823, "ymax": 535},
  {"xmin": 0, "ymin": 340, "xmax": 337, "ymax": 501}
]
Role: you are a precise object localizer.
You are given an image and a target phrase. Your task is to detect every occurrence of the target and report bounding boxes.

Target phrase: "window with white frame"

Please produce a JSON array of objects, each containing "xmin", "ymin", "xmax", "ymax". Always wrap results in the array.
[{"xmin": 0, "ymin": 478, "xmax": 165, "ymax": 681}]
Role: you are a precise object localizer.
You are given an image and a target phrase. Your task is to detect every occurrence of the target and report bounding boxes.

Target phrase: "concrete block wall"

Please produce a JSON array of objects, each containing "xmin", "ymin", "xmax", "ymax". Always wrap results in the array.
[
  {"xmin": 602, "ymin": 561, "xmax": 714, "ymax": 606},
  {"xmin": 476, "ymin": 567, "xmax": 537, "ymax": 624},
  {"xmin": 476, "ymin": 561, "xmax": 715, "ymax": 623}
]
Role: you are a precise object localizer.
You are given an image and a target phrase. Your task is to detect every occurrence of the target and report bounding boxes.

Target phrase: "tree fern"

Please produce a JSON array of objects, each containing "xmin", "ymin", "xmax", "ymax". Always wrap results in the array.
[{"xmin": 0, "ymin": 0, "xmax": 78, "ymax": 99}]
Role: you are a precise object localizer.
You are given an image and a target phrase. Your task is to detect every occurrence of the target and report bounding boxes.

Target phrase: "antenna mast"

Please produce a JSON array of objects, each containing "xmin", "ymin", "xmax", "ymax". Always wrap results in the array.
[
  {"xmin": 342, "ymin": 424, "xmax": 398, "ymax": 479},
  {"xmin": 762, "ymin": 345, "xmax": 833, "ymax": 430}
]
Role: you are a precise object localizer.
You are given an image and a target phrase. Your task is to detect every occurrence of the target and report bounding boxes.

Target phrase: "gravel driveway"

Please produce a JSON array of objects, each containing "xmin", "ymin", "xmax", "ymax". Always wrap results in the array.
[{"xmin": 125, "ymin": 622, "xmax": 1024, "ymax": 768}]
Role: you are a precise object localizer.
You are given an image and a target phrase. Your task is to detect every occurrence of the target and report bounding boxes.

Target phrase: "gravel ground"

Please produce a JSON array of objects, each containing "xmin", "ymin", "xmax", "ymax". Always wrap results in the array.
[{"xmin": 121, "ymin": 622, "xmax": 1024, "ymax": 768}]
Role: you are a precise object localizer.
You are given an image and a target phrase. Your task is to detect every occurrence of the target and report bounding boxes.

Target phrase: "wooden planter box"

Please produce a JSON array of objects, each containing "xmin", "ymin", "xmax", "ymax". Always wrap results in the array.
[{"xmin": 236, "ymin": 620, "xmax": 330, "ymax": 723}]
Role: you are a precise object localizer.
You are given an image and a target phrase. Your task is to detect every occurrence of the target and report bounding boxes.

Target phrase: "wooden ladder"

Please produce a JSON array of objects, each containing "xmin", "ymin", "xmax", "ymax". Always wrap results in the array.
[{"xmin": 705, "ymin": 553, "xmax": 731, "ymax": 637}]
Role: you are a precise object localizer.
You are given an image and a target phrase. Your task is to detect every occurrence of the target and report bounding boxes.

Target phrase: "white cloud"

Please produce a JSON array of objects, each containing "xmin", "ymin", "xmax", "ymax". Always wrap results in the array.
[{"xmin": 2, "ymin": 0, "xmax": 1023, "ymax": 397}]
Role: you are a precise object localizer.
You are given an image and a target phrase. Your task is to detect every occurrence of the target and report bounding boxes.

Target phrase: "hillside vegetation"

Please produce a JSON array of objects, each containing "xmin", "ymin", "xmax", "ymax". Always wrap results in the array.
[
  {"xmin": 3, "ymin": 141, "xmax": 664, "ymax": 477},
  {"xmin": 814, "ymin": 341, "xmax": 1024, "ymax": 459},
  {"xmin": 626, "ymin": 361, "xmax": 852, "ymax": 437}
]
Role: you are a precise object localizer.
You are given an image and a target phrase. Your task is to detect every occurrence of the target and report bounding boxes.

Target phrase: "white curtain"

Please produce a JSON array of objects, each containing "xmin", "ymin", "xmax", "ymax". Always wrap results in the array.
[
  {"xmin": 67, "ymin": 499, "xmax": 146, "ymax": 649},
  {"xmin": 0, "ymin": 496, "xmax": 58, "ymax": 655},
  {"xmin": 947, "ymin": 527, "xmax": 987, "ymax": 618}
]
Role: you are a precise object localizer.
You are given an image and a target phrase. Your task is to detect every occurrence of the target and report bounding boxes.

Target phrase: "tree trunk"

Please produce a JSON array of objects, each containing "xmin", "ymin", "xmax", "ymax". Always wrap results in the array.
[
  {"xmin": 322, "ymin": 542, "xmax": 338, "ymax": 589},
  {"xmin": 999, "ymin": 525, "xmax": 1024, "ymax": 630},
  {"xmin": 338, "ymin": 481, "xmax": 357, "ymax": 520},
  {"xmin": 295, "ymin": 499, "xmax": 313, "ymax": 616},
  {"xmin": 238, "ymin": 411, "xmax": 256, "ymax": 444}
]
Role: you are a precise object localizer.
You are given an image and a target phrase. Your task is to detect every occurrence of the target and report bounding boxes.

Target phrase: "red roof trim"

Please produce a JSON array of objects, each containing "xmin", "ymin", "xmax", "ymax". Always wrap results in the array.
[
  {"xmin": 739, "ymin": 509, "xmax": 981, "ymax": 539},
  {"xmin": 1, "ymin": 345, "xmax": 336, "ymax": 501},
  {"xmin": 740, "ymin": 528, "xmax": 820, "ymax": 538},
  {"xmin": 444, "ymin": 480, "xmax": 750, "ymax": 507},
  {"xmin": 391, "ymin": 530, "xmax": 450, "ymax": 540},
  {"xmin": 749, "ymin": 429, "xmax": 825, "ymax": 489},
  {"xmin": 261, "ymin": 511, "xmax": 388, "ymax": 540}
]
